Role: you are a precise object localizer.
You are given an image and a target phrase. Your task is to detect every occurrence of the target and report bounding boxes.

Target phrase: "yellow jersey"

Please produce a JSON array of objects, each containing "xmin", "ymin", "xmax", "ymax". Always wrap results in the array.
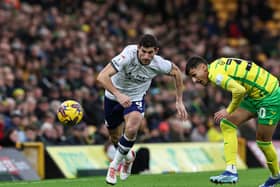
[{"xmin": 208, "ymin": 57, "xmax": 279, "ymax": 113}]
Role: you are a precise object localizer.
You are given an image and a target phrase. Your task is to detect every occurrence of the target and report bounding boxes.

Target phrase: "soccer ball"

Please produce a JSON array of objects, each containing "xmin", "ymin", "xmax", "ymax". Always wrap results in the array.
[{"xmin": 57, "ymin": 100, "xmax": 83, "ymax": 126}]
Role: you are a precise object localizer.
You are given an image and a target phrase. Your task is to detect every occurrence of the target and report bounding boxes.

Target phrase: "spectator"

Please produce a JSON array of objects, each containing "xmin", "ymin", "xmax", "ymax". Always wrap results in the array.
[
  {"xmin": 0, "ymin": 128, "xmax": 19, "ymax": 147},
  {"xmin": 206, "ymin": 116, "xmax": 223, "ymax": 142},
  {"xmin": 62, "ymin": 123, "xmax": 88, "ymax": 145},
  {"xmin": 39, "ymin": 122, "xmax": 59, "ymax": 145},
  {"xmin": 4, "ymin": 109, "xmax": 26, "ymax": 142},
  {"xmin": 24, "ymin": 125, "xmax": 40, "ymax": 142},
  {"xmin": 0, "ymin": 0, "xmax": 278, "ymax": 145},
  {"xmin": 0, "ymin": 114, "xmax": 5, "ymax": 140}
]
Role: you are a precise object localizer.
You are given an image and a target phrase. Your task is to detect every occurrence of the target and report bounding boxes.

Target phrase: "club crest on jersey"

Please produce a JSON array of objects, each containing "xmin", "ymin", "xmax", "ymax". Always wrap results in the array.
[{"xmin": 112, "ymin": 55, "xmax": 126, "ymax": 67}]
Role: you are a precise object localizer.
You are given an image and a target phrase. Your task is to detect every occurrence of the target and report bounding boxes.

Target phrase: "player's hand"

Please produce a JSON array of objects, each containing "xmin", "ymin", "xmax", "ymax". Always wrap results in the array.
[
  {"xmin": 116, "ymin": 93, "xmax": 132, "ymax": 108},
  {"xmin": 214, "ymin": 109, "xmax": 229, "ymax": 123},
  {"xmin": 176, "ymin": 101, "xmax": 188, "ymax": 121}
]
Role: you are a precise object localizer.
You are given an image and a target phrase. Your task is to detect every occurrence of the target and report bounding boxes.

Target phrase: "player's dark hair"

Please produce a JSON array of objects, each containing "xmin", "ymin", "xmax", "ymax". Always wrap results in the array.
[
  {"xmin": 185, "ymin": 56, "xmax": 208, "ymax": 75},
  {"xmin": 138, "ymin": 34, "xmax": 158, "ymax": 48}
]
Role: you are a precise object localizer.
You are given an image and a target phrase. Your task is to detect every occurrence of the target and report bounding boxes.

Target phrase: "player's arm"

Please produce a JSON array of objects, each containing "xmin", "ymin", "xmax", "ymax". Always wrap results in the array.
[
  {"xmin": 169, "ymin": 64, "xmax": 184, "ymax": 102},
  {"xmin": 97, "ymin": 45, "xmax": 132, "ymax": 96},
  {"xmin": 168, "ymin": 63, "xmax": 188, "ymax": 120},
  {"xmin": 97, "ymin": 63, "xmax": 120, "ymax": 96},
  {"xmin": 97, "ymin": 63, "xmax": 131, "ymax": 107},
  {"xmin": 225, "ymin": 78, "xmax": 246, "ymax": 113},
  {"xmin": 218, "ymin": 75, "xmax": 246, "ymax": 113},
  {"xmin": 212, "ymin": 73, "xmax": 246, "ymax": 122}
]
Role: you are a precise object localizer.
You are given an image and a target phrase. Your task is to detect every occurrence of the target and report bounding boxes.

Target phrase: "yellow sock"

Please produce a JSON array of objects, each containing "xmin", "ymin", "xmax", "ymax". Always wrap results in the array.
[
  {"xmin": 220, "ymin": 119, "xmax": 238, "ymax": 166},
  {"xmin": 257, "ymin": 141, "xmax": 280, "ymax": 177}
]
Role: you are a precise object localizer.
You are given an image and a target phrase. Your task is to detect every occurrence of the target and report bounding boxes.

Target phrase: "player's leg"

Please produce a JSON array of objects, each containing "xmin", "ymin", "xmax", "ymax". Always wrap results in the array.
[
  {"xmin": 221, "ymin": 109, "xmax": 254, "ymax": 171},
  {"xmin": 256, "ymin": 88, "xmax": 280, "ymax": 187},
  {"xmin": 107, "ymin": 123, "xmax": 125, "ymax": 171},
  {"xmin": 113, "ymin": 100, "xmax": 145, "ymax": 181},
  {"xmin": 257, "ymin": 125, "xmax": 280, "ymax": 187},
  {"xmin": 104, "ymin": 97, "xmax": 125, "ymax": 185},
  {"xmin": 118, "ymin": 111, "xmax": 142, "ymax": 180},
  {"xmin": 109, "ymin": 111, "xmax": 142, "ymax": 169},
  {"xmin": 105, "ymin": 100, "xmax": 145, "ymax": 184},
  {"xmin": 210, "ymin": 107, "xmax": 254, "ymax": 184},
  {"xmin": 108, "ymin": 123, "xmax": 124, "ymax": 148}
]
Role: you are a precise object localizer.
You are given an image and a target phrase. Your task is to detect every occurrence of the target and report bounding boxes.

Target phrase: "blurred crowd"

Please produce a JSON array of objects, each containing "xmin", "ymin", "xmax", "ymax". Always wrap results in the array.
[{"xmin": 0, "ymin": 0, "xmax": 280, "ymax": 148}]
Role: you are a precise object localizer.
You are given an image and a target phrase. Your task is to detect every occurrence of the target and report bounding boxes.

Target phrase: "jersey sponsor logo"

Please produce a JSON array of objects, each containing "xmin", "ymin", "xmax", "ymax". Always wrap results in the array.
[
  {"xmin": 216, "ymin": 74, "xmax": 223, "ymax": 85},
  {"xmin": 125, "ymin": 72, "xmax": 149, "ymax": 82}
]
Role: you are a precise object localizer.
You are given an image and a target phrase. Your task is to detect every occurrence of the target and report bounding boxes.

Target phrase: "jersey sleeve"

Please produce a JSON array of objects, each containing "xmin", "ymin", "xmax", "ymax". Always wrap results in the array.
[
  {"xmin": 111, "ymin": 46, "xmax": 134, "ymax": 71},
  {"xmin": 210, "ymin": 69, "xmax": 246, "ymax": 114},
  {"xmin": 156, "ymin": 56, "xmax": 172, "ymax": 74},
  {"xmin": 224, "ymin": 77, "xmax": 246, "ymax": 113}
]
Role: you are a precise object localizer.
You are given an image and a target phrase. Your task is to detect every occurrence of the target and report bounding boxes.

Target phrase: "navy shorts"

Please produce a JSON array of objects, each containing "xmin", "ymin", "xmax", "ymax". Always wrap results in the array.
[{"xmin": 104, "ymin": 97, "xmax": 145, "ymax": 129}]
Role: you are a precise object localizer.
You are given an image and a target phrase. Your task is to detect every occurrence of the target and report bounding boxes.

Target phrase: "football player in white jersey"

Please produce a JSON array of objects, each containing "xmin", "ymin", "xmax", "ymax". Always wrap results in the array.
[{"xmin": 97, "ymin": 34, "xmax": 188, "ymax": 185}]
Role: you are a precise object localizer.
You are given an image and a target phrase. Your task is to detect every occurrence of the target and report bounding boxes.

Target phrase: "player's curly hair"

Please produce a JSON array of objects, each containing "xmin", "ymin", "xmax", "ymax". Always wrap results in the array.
[
  {"xmin": 185, "ymin": 56, "xmax": 208, "ymax": 75},
  {"xmin": 138, "ymin": 34, "xmax": 158, "ymax": 48}
]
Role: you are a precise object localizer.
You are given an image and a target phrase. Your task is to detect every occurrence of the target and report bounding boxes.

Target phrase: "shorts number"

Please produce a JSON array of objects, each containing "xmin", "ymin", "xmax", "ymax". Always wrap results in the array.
[
  {"xmin": 135, "ymin": 101, "xmax": 142, "ymax": 108},
  {"xmin": 259, "ymin": 107, "xmax": 266, "ymax": 118}
]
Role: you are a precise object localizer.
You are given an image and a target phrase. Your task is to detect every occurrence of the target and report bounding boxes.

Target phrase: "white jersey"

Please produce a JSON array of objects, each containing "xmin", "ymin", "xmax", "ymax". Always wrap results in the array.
[{"xmin": 105, "ymin": 45, "xmax": 172, "ymax": 101}]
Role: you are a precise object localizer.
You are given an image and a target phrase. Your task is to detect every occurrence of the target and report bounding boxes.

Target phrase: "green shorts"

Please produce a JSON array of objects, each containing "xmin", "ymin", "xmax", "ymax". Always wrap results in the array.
[{"xmin": 239, "ymin": 87, "xmax": 280, "ymax": 125}]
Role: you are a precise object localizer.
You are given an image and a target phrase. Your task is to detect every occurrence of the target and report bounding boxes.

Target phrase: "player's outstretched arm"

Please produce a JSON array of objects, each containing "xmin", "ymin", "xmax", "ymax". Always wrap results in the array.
[{"xmin": 169, "ymin": 64, "xmax": 188, "ymax": 120}]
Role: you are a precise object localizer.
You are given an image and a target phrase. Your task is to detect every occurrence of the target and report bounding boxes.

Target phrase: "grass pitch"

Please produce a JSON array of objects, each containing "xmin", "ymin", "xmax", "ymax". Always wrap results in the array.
[{"xmin": 0, "ymin": 168, "xmax": 270, "ymax": 187}]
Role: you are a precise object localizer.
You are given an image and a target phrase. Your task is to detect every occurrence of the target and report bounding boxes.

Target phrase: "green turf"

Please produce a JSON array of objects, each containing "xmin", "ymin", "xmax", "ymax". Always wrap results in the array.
[{"xmin": 0, "ymin": 168, "xmax": 271, "ymax": 187}]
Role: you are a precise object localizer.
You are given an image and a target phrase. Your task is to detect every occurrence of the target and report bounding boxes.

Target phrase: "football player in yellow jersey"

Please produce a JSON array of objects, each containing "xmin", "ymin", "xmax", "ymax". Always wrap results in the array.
[{"xmin": 186, "ymin": 56, "xmax": 280, "ymax": 187}]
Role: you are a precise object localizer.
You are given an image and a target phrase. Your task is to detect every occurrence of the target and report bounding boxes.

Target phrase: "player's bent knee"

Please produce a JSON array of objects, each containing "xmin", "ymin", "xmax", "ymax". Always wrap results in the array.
[
  {"xmin": 225, "ymin": 109, "xmax": 253, "ymax": 126},
  {"xmin": 224, "ymin": 116, "xmax": 240, "ymax": 126},
  {"xmin": 125, "ymin": 126, "xmax": 139, "ymax": 138},
  {"xmin": 256, "ymin": 132, "xmax": 273, "ymax": 142}
]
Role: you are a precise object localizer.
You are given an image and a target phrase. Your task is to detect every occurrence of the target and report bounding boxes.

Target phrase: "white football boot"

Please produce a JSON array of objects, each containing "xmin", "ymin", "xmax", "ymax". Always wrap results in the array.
[
  {"xmin": 120, "ymin": 150, "xmax": 136, "ymax": 180},
  {"xmin": 106, "ymin": 164, "xmax": 117, "ymax": 185}
]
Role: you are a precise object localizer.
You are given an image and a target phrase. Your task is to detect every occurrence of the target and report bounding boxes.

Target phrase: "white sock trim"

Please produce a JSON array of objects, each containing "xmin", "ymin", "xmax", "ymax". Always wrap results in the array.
[{"xmin": 123, "ymin": 134, "xmax": 136, "ymax": 142}]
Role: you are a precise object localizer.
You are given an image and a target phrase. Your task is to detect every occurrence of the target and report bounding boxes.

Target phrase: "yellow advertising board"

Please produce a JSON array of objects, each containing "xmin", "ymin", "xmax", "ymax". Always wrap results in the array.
[
  {"xmin": 134, "ymin": 143, "xmax": 246, "ymax": 173},
  {"xmin": 46, "ymin": 146, "xmax": 108, "ymax": 178},
  {"xmin": 47, "ymin": 142, "xmax": 247, "ymax": 178}
]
